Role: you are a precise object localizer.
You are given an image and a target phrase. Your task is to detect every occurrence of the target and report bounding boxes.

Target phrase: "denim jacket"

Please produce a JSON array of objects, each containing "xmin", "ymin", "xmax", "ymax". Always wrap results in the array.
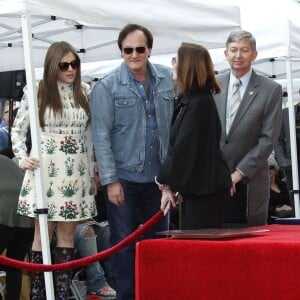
[{"xmin": 91, "ymin": 61, "xmax": 176, "ymax": 185}]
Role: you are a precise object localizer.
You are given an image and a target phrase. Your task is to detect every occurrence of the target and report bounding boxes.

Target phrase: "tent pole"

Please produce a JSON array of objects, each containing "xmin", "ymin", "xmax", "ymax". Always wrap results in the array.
[
  {"xmin": 286, "ymin": 56, "xmax": 300, "ymax": 218},
  {"xmin": 21, "ymin": 11, "xmax": 55, "ymax": 299}
]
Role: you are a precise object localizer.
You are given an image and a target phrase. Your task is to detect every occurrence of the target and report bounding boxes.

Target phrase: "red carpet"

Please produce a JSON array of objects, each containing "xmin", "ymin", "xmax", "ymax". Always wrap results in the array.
[{"xmin": 135, "ymin": 225, "xmax": 300, "ymax": 300}]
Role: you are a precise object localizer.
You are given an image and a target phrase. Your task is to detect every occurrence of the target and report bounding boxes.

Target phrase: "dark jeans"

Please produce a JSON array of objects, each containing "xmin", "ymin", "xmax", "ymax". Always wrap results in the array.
[
  {"xmin": 0, "ymin": 224, "xmax": 34, "ymax": 300},
  {"xmin": 103, "ymin": 180, "xmax": 169, "ymax": 300}
]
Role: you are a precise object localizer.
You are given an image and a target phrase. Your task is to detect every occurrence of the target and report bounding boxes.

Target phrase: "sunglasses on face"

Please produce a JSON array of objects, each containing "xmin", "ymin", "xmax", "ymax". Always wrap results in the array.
[
  {"xmin": 123, "ymin": 46, "xmax": 146, "ymax": 55},
  {"xmin": 58, "ymin": 60, "xmax": 80, "ymax": 72},
  {"xmin": 269, "ymin": 165, "xmax": 275, "ymax": 170}
]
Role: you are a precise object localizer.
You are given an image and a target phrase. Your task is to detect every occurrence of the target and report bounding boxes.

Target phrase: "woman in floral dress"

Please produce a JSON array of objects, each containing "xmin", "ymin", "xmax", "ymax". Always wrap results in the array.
[{"xmin": 11, "ymin": 41, "xmax": 97, "ymax": 300}]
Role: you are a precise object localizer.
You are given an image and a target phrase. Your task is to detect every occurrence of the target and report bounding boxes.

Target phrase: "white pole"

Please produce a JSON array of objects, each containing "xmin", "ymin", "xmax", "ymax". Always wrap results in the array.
[
  {"xmin": 286, "ymin": 56, "xmax": 300, "ymax": 218},
  {"xmin": 20, "ymin": 11, "xmax": 55, "ymax": 299}
]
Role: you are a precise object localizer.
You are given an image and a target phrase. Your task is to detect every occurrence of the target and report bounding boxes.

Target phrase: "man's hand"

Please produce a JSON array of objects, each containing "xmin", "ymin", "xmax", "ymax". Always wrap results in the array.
[
  {"xmin": 107, "ymin": 181, "xmax": 125, "ymax": 206},
  {"xmin": 230, "ymin": 170, "xmax": 244, "ymax": 196}
]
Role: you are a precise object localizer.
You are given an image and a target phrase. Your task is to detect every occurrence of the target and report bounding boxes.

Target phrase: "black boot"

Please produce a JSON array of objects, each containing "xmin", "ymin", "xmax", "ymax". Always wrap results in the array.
[
  {"xmin": 29, "ymin": 250, "xmax": 46, "ymax": 300},
  {"xmin": 54, "ymin": 247, "xmax": 75, "ymax": 300}
]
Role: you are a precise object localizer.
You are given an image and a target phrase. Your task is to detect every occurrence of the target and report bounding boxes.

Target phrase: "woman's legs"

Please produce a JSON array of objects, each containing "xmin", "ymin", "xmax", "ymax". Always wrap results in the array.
[
  {"xmin": 30, "ymin": 220, "xmax": 78, "ymax": 299},
  {"xmin": 29, "ymin": 249, "xmax": 45, "ymax": 300},
  {"xmin": 29, "ymin": 219, "xmax": 54, "ymax": 300},
  {"xmin": 54, "ymin": 221, "xmax": 77, "ymax": 300}
]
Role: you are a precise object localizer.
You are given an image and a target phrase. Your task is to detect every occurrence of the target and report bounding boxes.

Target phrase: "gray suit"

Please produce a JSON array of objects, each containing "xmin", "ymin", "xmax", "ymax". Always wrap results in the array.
[{"xmin": 214, "ymin": 70, "xmax": 282, "ymax": 226}]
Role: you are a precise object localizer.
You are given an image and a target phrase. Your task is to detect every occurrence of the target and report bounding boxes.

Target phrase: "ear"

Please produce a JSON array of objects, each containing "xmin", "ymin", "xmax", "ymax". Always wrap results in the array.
[
  {"xmin": 251, "ymin": 50, "xmax": 258, "ymax": 62},
  {"xmin": 224, "ymin": 49, "xmax": 228, "ymax": 59}
]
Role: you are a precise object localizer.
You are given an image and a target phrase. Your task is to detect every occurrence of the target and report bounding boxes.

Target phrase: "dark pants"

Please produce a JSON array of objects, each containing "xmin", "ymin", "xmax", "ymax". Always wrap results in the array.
[
  {"xmin": 181, "ymin": 189, "xmax": 228, "ymax": 229},
  {"xmin": 103, "ymin": 180, "xmax": 169, "ymax": 300},
  {"xmin": 0, "ymin": 224, "xmax": 34, "ymax": 300}
]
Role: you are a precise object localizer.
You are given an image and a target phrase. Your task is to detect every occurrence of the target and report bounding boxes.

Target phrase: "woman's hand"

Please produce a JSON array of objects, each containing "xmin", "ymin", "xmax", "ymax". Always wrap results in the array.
[
  {"xmin": 23, "ymin": 157, "xmax": 40, "ymax": 171},
  {"xmin": 160, "ymin": 187, "xmax": 177, "ymax": 215}
]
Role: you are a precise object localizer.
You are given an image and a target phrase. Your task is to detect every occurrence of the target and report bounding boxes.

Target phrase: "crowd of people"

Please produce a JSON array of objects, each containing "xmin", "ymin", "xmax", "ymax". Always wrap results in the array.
[{"xmin": 0, "ymin": 22, "xmax": 295, "ymax": 300}]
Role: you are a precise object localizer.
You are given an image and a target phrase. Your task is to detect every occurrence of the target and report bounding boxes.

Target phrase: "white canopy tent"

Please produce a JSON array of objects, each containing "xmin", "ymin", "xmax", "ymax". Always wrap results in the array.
[
  {"xmin": 0, "ymin": 1, "xmax": 240, "ymax": 298},
  {"xmin": 0, "ymin": 0, "xmax": 241, "ymax": 71}
]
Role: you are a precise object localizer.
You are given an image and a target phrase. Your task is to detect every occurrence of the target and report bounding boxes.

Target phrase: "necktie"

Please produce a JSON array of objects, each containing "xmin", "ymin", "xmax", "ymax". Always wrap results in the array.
[{"xmin": 229, "ymin": 79, "xmax": 241, "ymax": 127}]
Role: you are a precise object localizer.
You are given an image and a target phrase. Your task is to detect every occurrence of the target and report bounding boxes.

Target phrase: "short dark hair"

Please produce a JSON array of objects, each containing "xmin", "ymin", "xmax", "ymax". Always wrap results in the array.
[
  {"xmin": 226, "ymin": 30, "xmax": 256, "ymax": 51},
  {"xmin": 117, "ymin": 23, "xmax": 153, "ymax": 51}
]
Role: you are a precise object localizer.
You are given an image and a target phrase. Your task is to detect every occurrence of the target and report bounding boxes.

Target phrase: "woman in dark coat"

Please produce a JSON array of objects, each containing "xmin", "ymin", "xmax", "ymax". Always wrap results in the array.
[{"xmin": 156, "ymin": 42, "xmax": 232, "ymax": 229}]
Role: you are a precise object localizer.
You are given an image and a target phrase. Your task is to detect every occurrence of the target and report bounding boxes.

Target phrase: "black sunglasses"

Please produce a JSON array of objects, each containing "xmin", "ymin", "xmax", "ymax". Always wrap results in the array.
[
  {"xmin": 123, "ymin": 46, "xmax": 146, "ymax": 55},
  {"xmin": 269, "ymin": 165, "xmax": 275, "ymax": 170},
  {"xmin": 58, "ymin": 60, "xmax": 80, "ymax": 72}
]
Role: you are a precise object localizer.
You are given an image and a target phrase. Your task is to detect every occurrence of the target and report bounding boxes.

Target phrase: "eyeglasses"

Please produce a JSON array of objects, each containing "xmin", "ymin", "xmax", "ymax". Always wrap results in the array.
[
  {"xmin": 269, "ymin": 165, "xmax": 275, "ymax": 170},
  {"xmin": 123, "ymin": 46, "xmax": 146, "ymax": 55},
  {"xmin": 58, "ymin": 60, "xmax": 80, "ymax": 72}
]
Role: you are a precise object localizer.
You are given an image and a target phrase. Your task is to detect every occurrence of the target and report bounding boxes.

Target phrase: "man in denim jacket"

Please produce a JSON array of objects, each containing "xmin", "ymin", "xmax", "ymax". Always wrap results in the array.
[{"xmin": 91, "ymin": 23, "xmax": 175, "ymax": 300}]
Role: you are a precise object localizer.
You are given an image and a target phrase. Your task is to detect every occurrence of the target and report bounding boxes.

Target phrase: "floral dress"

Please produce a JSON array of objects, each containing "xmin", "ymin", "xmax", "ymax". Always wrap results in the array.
[{"xmin": 11, "ymin": 82, "xmax": 97, "ymax": 221}]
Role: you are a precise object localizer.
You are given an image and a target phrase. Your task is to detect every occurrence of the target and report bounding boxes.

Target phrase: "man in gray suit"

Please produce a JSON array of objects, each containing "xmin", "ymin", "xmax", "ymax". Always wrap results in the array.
[{"xmin": 214, "ymin": 30, "xmax": 282, "ymax": 226}]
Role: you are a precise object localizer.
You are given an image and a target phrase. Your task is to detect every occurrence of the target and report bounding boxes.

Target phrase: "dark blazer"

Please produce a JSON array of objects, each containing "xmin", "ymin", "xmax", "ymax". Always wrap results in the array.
[
  {"xmin": 214, "ymin": 70, "xmax": 282, "ymax": 225},
  {"xmin": 157, "ymin": 86, "xmax": 231, "ymax": 196}
]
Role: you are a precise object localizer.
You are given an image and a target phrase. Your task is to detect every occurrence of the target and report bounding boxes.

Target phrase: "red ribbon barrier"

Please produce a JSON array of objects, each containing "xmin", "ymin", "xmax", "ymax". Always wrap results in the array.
[{"xmin": 0, "ymin": 210, "xmax": 164, "ymax": 272}]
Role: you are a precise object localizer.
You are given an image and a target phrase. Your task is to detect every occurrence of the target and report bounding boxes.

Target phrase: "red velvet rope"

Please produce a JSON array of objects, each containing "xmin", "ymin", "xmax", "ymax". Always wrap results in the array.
[{"xmin": 0, "ymin": 210, "xmax": 164, "ymax": 272}]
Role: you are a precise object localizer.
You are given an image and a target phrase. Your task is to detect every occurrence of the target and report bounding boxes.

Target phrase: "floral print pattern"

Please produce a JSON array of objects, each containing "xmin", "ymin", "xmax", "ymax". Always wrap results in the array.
[{"xmin": 12, "ymin": 82, "xmax": 96, "ymax": 221}]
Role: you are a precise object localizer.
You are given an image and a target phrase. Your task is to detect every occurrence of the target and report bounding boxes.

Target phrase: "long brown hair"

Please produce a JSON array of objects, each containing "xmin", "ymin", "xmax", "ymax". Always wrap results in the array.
[
  {"xmin": 38, "ymin": 41, "xmax": 90, "ymax": 129},
  {"xmin": 176, "ymin": 42, "xmax": 221, "ymax": 95}
]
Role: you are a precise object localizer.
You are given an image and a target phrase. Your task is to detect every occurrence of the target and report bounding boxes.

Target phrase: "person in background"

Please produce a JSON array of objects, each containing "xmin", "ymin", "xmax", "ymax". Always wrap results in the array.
[
  {"xmin": 275, "ymin": 104, "xmax": 300, "ymax": 192},
  {"xmin": 0, "ymin": 116, "xmax": 9, "ymax": 149},
  {"xmin": 74, "ymin": 169, "xmax": 116, "ymax": 300},
  {"xmin": 74, "ymin": 220, "xmax": 116, "ymax": 300},
  {"xmin": 91, "ymin": 23, "xmax": 176, "ymax": 300},
  {"xmin": 156, "ymin": 42, "xmax": 232, "ymax": 229},
  {"xmin": 214, "ymin": 30, "xmax": 282, "ymax": 227},
  {"xmin": 0, "ymin": 151, "xmax": 34, "ymax": 300},
  {"xmin": 11, "ymin": 41, "xmax": 97, "ymax": 300},
  {"xmin": 0, "ymin": 102, "xmax": 9, "ymax": 128},
  {"xmin": 268, "ymin": 154, "xmax": 293, "ymax": 223},
  {"xmin": 0, "ymin": 108, "xmax": 18, "ymax": 150}
]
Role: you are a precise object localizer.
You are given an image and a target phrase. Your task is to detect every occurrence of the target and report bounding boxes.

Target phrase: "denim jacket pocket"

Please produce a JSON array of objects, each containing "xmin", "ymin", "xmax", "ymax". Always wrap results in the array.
[{"xmin": 114, "ymin": 97, "xmax": 138, "ymax": 126}]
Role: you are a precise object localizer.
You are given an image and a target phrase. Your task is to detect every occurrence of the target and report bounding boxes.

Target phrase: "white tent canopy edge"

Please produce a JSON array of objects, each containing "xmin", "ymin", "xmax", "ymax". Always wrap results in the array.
[{"xmin": 0, "ymin": 0, "xmax": 240, "ymax": 71}]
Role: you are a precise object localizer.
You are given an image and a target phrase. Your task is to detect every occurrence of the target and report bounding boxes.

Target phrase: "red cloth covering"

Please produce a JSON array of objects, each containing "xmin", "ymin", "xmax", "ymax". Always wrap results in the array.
[{"xmin": 135, "ymin": 225, "xmax": 300, "ymax": 300}]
